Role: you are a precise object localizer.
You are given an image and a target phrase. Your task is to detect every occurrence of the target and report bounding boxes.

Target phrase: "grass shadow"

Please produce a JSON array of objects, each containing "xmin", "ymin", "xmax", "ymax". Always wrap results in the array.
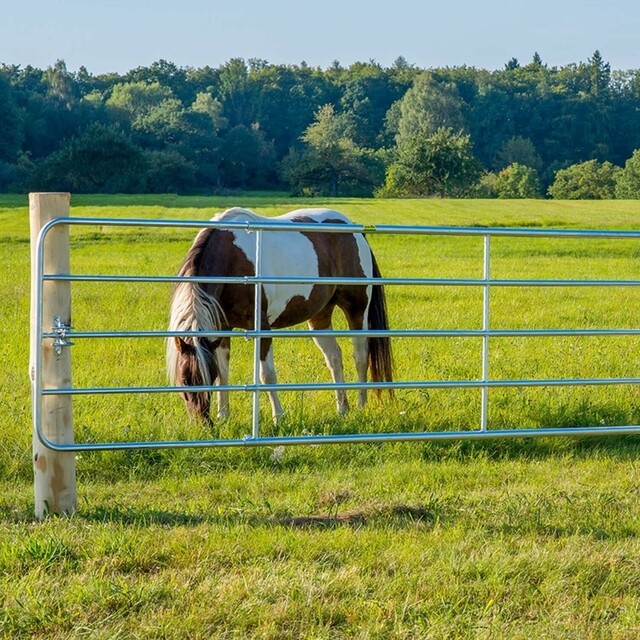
[
  {"xmin": 418, "ymin": 432, "xmax": 640, "ymax": 464},
  {"xmin": 77, "ymin": 501, "xmax": 443, "ymax": 531},
  {"xmin": 80, "ymin": 505, "xmax": 210, "ymax": 527}
]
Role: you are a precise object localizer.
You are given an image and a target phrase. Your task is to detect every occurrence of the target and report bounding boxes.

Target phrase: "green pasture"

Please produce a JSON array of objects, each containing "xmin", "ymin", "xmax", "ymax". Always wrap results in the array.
[{"xmin": 2, "ymin": 195, "xmax": 640, "ymax": 638}]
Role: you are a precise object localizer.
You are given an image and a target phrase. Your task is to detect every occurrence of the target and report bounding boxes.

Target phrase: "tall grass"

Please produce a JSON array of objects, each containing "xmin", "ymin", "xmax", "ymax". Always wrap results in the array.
[{"xmin": 2, "ymin": 195, "xmax": 640, "ymax": 638}]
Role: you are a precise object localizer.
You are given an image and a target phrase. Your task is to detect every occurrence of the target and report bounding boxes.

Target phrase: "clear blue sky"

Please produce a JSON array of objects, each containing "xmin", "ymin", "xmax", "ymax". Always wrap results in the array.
[{"xmin": 4, "ymin": 0, "xmax": 640, "ymax": 74}]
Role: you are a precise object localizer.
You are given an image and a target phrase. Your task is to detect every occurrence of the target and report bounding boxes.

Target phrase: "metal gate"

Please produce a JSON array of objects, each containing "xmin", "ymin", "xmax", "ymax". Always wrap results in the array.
[{"xmin": 32, "ymin": 213, "xmax": 640, "ymax": 454}]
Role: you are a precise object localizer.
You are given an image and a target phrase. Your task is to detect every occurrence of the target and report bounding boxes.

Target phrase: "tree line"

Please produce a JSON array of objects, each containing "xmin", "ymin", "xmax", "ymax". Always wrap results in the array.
[{"xmin": 2, "ymin": 52, "xmax": 640, "ymax": 198}]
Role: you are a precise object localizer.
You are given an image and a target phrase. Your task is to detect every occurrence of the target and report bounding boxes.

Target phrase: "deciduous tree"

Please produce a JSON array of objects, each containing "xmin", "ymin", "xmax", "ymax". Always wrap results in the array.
[
  {"xmin": 394, "ymin": 72, "xmax": 466, "ymax": 142},
  {"xmin": 282, "ymin": 104, "xmax": 377, "ymax": 196},
  {"xmin": 548, "ymin": 159, "xmax": 620, "ymax": 199},
  {"xmin": 495, "ymin": 136, "xmax": 542, "ymax": 171},
  {"xmin": 380, "ymin": 127, "xmax": 481, "ymax": 197},
  {"xmin": 495, "ymin": 163, "xmax": 541, "ymax": 198},
  {"xmin": 31, "ymin": 123, "xmax": 144, "ymax": 192},
  {"xmin": 219, "ymin": 124, "xmax": 276, "ymax": 188},
  {"xmin": 615, "ymin": 150, "xmax": 640, "ymax": 198}
]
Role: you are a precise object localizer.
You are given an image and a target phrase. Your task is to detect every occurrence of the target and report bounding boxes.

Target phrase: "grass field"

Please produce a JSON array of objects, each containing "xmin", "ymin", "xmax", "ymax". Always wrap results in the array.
[{"xmin": 2, "ymin": 194, "xmax": 640, "ymax": 638}]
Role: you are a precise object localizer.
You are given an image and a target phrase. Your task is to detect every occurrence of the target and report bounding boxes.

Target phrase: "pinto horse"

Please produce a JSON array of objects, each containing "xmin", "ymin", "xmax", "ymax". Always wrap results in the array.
[{"xmin": 166, "ymin": 207, "xmax": 393, "ymax": 421}]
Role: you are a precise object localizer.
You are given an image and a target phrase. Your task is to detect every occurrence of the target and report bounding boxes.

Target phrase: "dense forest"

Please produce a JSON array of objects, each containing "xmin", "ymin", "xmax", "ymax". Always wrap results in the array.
[{"xmin": 2, "ymin": 52, "xmax": 640, "ymax": 198}]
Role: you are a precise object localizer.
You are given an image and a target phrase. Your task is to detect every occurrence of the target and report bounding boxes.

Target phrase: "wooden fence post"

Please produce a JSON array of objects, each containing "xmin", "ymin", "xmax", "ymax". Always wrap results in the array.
[{"xmin": 29, "ymin": 192, "xmax": 77, "ymax": 519}]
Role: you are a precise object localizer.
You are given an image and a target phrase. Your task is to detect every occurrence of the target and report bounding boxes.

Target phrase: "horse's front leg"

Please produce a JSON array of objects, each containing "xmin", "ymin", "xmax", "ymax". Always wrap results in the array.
[
  {"xmin": 215, "ymin": 337, "xmax": 231, "ymax": 419},
  {"xmin": 259, "ymin": 336, "xmax": 285, "ymax": 421}
]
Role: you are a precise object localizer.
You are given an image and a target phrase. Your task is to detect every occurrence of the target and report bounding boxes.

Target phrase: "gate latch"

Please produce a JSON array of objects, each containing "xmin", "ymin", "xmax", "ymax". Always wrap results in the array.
[{"xmin": 52, "ymin": 315, "xmax": 74, "ymax": 355}]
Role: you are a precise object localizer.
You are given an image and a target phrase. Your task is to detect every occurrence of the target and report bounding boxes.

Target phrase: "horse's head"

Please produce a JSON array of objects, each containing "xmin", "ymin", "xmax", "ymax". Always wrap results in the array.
[{"xmin": 173, "ymin": 336, "xmax": 218, "ymax": 421}]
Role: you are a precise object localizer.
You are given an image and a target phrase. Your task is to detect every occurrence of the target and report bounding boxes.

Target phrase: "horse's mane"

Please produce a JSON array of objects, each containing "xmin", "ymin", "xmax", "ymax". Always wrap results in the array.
[{"xmin": 166, "ymin": 224, "xmax": 227, "ymax": 387}]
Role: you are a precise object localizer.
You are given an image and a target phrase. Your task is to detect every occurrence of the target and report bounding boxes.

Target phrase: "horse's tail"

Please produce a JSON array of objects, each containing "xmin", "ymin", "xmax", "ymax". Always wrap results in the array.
[{"xmin": 368, "ymin": 250, "xmax": 394, "ymax": 398}]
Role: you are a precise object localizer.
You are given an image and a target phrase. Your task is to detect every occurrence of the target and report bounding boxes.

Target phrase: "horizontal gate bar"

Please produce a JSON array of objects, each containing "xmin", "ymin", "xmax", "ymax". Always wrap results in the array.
[
  {"xmin": 42, "ymin": 273, "xmax": 640, "ymax": 287},
  {"xmin": 41, "ymin": 328, "xmax": 640, "ymax": 340},
  {"xmin": 34, "ymin": 424, "xmax": 640, "ymax": 453},
  {"xmin": 40, "ymin": 215, "xmax": 640, "ymax": 239},
  {"xmin": 42, "ymin": 376, "xmax": 640, "ymax": 396}
]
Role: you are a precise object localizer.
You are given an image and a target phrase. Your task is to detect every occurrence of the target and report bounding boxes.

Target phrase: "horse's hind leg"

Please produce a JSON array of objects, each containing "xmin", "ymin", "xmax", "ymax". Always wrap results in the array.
[
  {"xmin": 259, "ymin": 337, "xmax": 285, "ymax": 421},
  {"xmin": 351, "ymin": 333, "xmax": 368, "ymax": 409},
  {"xmin": 344, "ymin": 308, "xmax": 369, "ymax": 408},
  {"xmin": 309, "ymin": 312, "xmax": 349, "ymax": 415},
  {"xmin": 215, "ymin": 337, "xmax": 231, "ymax": 419}
]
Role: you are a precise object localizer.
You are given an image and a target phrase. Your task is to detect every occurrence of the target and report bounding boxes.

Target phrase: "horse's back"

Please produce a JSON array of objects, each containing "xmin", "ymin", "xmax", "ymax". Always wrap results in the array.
[
  {"xmin": 213, "ymin": 207, "xmax": 354, "ymax": 226},
  {"xmin": 275, "ymin": 208, "xmax": 354, "ymax": 225},
  {"xmin": 212, "ymin": 207, "xmax": 264, "ymax": 223}
]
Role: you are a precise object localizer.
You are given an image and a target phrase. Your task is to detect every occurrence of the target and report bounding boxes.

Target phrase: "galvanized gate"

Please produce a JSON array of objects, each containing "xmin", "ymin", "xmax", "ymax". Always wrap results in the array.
[{"xmin": 32, "ymin": 208, "xmax": 640, "ymax": 458}]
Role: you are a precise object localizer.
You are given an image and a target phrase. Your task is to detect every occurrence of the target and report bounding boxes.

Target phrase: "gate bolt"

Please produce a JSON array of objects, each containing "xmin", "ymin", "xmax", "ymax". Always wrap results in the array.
[{"xmin": 52, "ymin": 315, "xmax": 74, "ymax": 355}]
